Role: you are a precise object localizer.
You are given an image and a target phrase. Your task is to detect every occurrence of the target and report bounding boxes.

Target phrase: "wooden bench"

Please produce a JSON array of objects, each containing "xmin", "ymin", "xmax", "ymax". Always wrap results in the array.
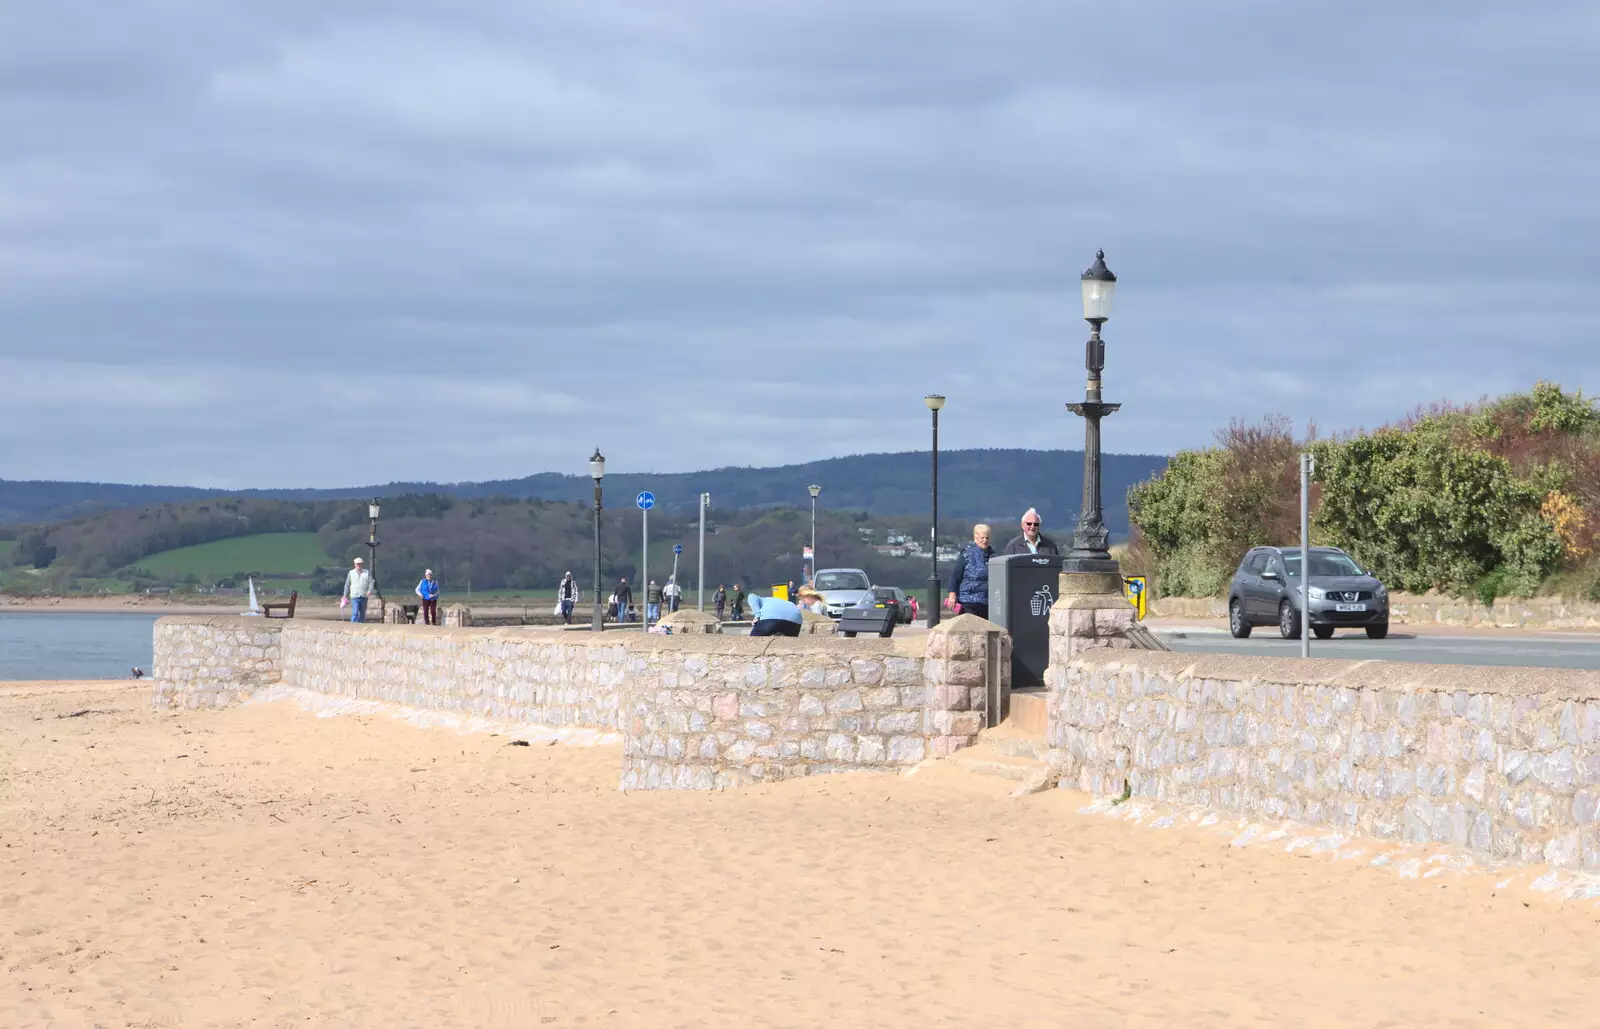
[{"xmin": 262, "ymin": 591, "xmax": 298, "ymax": 619}]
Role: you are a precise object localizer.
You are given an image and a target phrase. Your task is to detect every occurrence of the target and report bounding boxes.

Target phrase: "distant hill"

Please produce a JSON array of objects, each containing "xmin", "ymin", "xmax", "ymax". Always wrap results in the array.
[{"xmin": 0, "ymin": 448, "xmax": 1166, "ymax": 535}]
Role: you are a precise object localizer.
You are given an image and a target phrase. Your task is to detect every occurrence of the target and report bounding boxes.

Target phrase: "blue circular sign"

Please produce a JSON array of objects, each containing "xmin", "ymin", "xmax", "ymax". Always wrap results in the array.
[
  {"xmin": 673, "ymin": 544, "xmax": 683, "ymax": 555},
  {"xmin": 636, "ymin": 491, "xmax": 655, "ymax": 510}
]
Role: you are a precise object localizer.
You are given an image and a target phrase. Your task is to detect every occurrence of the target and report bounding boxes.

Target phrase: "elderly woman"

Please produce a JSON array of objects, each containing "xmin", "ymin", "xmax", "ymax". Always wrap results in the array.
[{"xmin": 945, "ymin": 523, "xmax": 995, "ymax": 620}]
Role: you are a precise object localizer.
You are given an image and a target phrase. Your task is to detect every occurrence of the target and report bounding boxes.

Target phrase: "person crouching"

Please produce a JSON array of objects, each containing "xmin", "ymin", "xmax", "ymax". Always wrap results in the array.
[{"xmin": 746, "ymin": 592, "xmax": 805, "ymax": 637}]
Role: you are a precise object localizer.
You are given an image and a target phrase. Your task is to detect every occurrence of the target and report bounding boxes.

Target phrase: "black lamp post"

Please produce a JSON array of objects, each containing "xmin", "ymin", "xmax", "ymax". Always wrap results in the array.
[
  {"xmin": 366, "ymin": 499, "xmax": 381, "ymax": 598},
  {"xmin": 807, "ymin": 484, "xmax": 821, "ymax": 585},
  {"xmin": 590, "ymin": 449, "xmax": 605, "ymax": 631},
  {"xmin": 924, "ymin": 393, "xmax": 945, "ymax": 627},
  {"xmin": 1064, "ymin": 250, "xmax": 1122, "ymax": 575}
]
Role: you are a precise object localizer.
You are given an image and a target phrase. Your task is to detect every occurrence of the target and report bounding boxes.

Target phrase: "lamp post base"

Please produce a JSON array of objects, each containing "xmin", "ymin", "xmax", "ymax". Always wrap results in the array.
[
  {"xmin": 926, "ymin": 575, "xmax": 942, "ymax": 629},
  {"xmin": 1061, "ymin": 554, "xmax": 1122, "ymax": 577}
]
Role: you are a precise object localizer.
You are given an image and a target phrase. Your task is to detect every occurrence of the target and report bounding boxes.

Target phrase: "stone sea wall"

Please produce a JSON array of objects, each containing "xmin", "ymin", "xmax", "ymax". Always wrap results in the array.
[
  {"xmin": 150, "ymin": 614, "xmax": 1008, "ymax": 790},
  {"xmin": 1048, "ymin": 650, "xmax": 1600, "ymax": 868},
  {"xmin": 152, "ymin": 618, "xmax": 284, "ymax": 710}
]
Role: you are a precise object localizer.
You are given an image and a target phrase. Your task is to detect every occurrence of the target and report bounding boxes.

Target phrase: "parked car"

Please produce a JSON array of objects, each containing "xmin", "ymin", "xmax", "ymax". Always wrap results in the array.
[
  {"xmin": 813, "ymin": 568, "xmax": 873, "ymax": 618},
  {"xmin": 1228, "ymin": 546, "xmax": 1389, "ymax": 640},
  {"xmin": 859, "ymin": 586, "xmax": 915, "ymax": 624}
]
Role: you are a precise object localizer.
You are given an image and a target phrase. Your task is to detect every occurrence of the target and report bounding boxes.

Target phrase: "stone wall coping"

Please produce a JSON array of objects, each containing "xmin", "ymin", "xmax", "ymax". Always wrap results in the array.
[
  {"xmin": 1072, "ymin": 649, "xmax": 1600, "ymax": 700},
  {"xmin": 154, "ymin": 615, "xmax": 917, "ymax": 657}
]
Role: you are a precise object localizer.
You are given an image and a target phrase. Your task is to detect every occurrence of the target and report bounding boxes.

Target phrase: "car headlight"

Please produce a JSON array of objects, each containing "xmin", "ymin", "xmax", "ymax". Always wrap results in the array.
[
  {"xmin": 1375, "ymin": 583, "xmax": 1388, "ymax": 598},
  {"xmin": 1307, "ymin": 586, "xmax": 1327, "ymax": 600}
]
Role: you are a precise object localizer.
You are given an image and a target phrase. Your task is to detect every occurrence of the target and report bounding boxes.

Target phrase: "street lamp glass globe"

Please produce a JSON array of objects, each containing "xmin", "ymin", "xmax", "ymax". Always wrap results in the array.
[
  {"xmin": 924, "ymin": 394, "xmax": 946, "ymax": 412},
  {"xmin": 368, "ymin": 500, "xmax": 381, "ymax": 519},
  {"xmin": 807, "ymin": 484, "xmax": 821, "ymax": 499},
  {"xmin": 589, "ymin": 448, "xmax": 606, "ymax": 481},
  {"xmin": 1081, "ymin": 249, "xmax": 1116, "ymax": 323}
]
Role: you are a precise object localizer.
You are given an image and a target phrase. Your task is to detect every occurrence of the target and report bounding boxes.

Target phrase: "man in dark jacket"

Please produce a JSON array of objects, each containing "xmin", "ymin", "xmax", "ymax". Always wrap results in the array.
[
  {"xmin": 945, "ymin": 524, "xmax": 995, "ymax": 620},
  {"xmin": 713, "ymin": 584, "xmax": 727, "ymax": 620},
  {"xmin": 730, "ymin": 583, "xmax": 746, "ymax": 620},
  {"xmin": 1003, "ymin": 508, "xmax": 1061, "ymax": 556},
  {"xmin": 615, "ymin": 578, "xmax": 634, "ymax": 622}
]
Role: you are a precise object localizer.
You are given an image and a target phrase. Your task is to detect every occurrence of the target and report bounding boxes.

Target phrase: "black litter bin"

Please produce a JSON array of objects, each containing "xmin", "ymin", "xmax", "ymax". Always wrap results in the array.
[{"xmin": 987, "ymin": 553, "xmax": 1065, "ymax": 689}]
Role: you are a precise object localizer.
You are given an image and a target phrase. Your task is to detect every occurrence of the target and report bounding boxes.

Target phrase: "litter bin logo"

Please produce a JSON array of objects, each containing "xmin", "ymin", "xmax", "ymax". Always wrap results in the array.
[{"xmin": 1029, "ymin": 584, "xmax": 1055, "ymax": 616}]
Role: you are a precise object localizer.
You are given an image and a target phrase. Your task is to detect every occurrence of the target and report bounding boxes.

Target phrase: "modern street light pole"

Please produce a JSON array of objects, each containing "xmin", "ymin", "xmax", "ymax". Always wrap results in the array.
[
  {"xmin": 366, "ymin": 499, "xmax": 381, "ymax": 603},
  {"xmin": 1064, "ymin": 250, "xmax": 1123, "ymax": 576},
  {"xmin": 924, "ymin": 394, "xmax": 945, "ymax": 627},
  {"xmin": 697, "ymin": 492, "xmax": 709, "ymax": 611},
  {"xmin": 807, "ymin": 484, "xmax": 821, "ymax": 585},
  {"xmin": 589, "ymin": 449, "xmax": 605, "ymax": 632}
]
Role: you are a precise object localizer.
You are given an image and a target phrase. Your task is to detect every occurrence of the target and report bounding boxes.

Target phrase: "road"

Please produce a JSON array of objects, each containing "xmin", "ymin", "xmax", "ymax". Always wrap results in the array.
[{"xmin": 1156, "ymin": 625, "xmax": 1600, "ymax": 670}]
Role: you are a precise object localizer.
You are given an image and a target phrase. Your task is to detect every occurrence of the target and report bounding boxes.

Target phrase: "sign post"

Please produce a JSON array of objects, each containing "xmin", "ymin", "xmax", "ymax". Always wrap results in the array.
[
  {"xmin": 698, "ymin": 493, "xmax": 709, "ymax": 611},
  {"xmin": 671, "ymin": 544, "xmax": 682, "ymax": 607},
  {"xmin": 637, "ymin": 491, "xmax": 655, "ymax": 628}
]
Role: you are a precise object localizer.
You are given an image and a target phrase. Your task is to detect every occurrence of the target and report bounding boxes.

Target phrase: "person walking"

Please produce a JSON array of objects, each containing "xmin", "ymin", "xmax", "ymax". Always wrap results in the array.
[
  {"xmin": 730, "ymin": 583, "xmax": 746, "ymax": 621},
  {"xmin": 746, "ymin": 592, "xmax": 805, "ymax": 637},
  {"xmin": 615, "ymin": 578, "xmax": 634, "ymax": 623},
  {"xmin": 414, "ymin": 568, "xmax": 440, "ymax": 625},
  {"xmin": 646, "ymin": 579, "xmax": 663, "ymax": 623},
  {"xmin": 343, "ymin": 556, "xmax": 375, "ymax": 623},
  {"xmin": 1003, "ymin": 508, "xmax": 1061, "ymax": 555},
  {"xmin": 664, "ymin": 577, "xmax": 682, "ymax": 613},
  {"xmin": 945, "ymin": 523, "xmax": 996, "ymax": 621},
  {"xmin": 786, "ymin": 579, "xmax": 798, "ymax": 602},
  {"xmin": 713, "ymin": 584, "xmax": 727, "ymax": 621},
  {"xmin": 557, "ymin": 571, "xmax": 579, "ymax": 624}
]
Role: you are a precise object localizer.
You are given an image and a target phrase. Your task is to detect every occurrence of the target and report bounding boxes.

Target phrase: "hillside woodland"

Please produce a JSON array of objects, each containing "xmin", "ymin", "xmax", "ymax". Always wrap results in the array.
[
  {"xmin": 0, "ymin": 448, "xmax": 1166, "ymax": 534},
  {"xmin": 1127, "ymin": 383, "xmax": 1599, "ymax": 603}
]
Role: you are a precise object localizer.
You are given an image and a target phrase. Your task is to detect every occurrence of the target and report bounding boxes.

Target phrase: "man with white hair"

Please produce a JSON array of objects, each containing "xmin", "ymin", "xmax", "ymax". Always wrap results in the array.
[
  {"xmin": 1003, "ymin": 508, "xmax": 1061, "ymax": 556},
  {"xmin": 343, "ymin": 556, "xmax": 375, "ymax": 623}
]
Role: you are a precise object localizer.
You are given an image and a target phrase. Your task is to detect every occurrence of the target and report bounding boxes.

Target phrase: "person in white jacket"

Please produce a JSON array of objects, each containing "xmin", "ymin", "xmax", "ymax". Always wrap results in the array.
[{"xmin": 343, "ymin": 557, "xmax": 375, "ymax": 623}]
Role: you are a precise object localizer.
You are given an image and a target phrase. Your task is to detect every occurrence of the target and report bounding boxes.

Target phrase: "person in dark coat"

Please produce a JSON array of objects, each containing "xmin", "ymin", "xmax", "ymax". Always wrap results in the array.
[
  {"xmin": 615, "ymin": 578, "xmax": 634, "ymax": 622},
  {"xmin": 730, "ymin": 583, "xmax": 746, "ymax": 620},
  {"xmin": 944, "ymin": 523, "xmax": 995, "ymax": 620},
  {"xmin": 713, "ymin": 584, "xmax": 727, "ymax": 621},
  {"xmin": 1002, "ymin": 508, "xmax": 1061, "ymax": 556}
]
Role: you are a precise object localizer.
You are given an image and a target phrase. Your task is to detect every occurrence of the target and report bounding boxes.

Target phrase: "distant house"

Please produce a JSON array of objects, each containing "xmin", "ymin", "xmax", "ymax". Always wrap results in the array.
[
  {"xmin": 886, "ymin": 534, "xmax": 911, "ymax": 546},
  {"xmin": 144, "ymin": 586, "xmax": 171, "ymax": 595},
  {"xmin": 873, "ymin": 545, "xmax": 909, "ymax": 558}
]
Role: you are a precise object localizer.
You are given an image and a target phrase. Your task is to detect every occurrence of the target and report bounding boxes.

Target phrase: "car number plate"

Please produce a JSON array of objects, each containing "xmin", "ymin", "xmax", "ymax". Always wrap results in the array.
[{"xmin": 1335, "ymin": 603, "xmax": 1366, "ymax": 612}]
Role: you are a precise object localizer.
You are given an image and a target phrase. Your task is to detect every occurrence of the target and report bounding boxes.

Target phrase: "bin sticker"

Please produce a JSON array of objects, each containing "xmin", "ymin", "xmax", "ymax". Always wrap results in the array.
[
  {"xmin": 1029, "ymin": 584, "xmax": 1055, "ymax": 616},
  {"xmin": 1122, "ymin": 575, "xmax": 1147, "ymax": 620}
]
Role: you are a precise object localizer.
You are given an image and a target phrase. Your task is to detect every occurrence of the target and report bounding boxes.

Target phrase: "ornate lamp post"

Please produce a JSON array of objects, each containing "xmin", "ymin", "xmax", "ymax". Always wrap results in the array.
[
  {"xmin": 366, "ymin": 499, "xmax": 381, "ymax": 600},
  {"xmin": 807, "ymin": 484, "xmax": 821, "ymax": 585},
  {"xmin": 1064, "ymin": 250, "xmax": 1122, "ymax": 576},
  {"xmin": 590, "ymin": 449, "xmax": 605, "ymax": 631},
  {"xmin": 924, "ymin": 393, "xmax": 946, "ymax": 627}
]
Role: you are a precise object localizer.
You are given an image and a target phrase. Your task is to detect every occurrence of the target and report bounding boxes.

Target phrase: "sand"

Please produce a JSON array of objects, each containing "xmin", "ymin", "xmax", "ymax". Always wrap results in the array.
[{"xmin": 3, "ymin": 682, "xmax": 1598, "ymax": 1028}]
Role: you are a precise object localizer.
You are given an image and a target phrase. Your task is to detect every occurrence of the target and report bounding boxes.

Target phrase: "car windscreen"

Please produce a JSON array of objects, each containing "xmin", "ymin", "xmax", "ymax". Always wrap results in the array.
[
  {"xmin": 1283, "ymin": 553, "xmax": 1364, "ymax": 577},
  {"xmin": 815, "ymin": 571, "xmax": 869, "ymax": 591}
]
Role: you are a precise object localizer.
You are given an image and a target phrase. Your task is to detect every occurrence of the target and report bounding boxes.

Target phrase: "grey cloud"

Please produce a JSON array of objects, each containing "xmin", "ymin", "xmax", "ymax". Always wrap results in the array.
[{"xmin": 1, "ymin": 0, "xmax": 1597, "ymax": 487}]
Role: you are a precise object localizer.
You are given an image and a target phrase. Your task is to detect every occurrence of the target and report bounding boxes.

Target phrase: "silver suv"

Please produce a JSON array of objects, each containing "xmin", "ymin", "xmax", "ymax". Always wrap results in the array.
[{"xmin": 1228, "ymin": 546, "xmax": 1389, "ymax": 640}]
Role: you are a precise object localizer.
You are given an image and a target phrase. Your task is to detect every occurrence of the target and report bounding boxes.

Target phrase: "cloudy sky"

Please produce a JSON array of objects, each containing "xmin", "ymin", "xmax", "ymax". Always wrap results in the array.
[{"xmin": 2, "ymin": 1, "xmax": 1596, "ymax": 488}]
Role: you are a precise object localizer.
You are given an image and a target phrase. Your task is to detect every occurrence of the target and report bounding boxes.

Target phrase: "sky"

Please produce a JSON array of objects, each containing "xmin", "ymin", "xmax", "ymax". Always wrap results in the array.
[{"xmin": 2, "ymin": 1, "xmax": 1597, "ymax": 489}]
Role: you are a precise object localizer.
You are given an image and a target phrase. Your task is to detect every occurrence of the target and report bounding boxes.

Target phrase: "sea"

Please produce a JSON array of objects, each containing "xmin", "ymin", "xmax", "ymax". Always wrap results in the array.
[{"xmin": 0, "ymin": 612, "xmax": 160, "ymax": 682}]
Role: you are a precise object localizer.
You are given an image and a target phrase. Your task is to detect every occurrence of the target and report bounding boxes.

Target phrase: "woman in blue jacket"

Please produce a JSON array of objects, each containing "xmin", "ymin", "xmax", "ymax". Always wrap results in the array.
[
  {"xmin": 944, "ymin": 524, "xmax": 994, "ymax": 620},
  {"xmin": 415, "ymin": 569, "xmax": 441, "ymax": 625}
]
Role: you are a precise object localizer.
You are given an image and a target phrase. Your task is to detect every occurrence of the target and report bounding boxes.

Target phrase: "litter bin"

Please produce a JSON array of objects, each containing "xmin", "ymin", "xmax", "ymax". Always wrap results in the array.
[{"xmin": 987, "ymin": 553, "xmax": 1065, "ymax": 689}]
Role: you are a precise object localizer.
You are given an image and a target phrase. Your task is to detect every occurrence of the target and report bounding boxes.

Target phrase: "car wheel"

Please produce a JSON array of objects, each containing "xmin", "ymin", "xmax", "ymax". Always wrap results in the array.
[
  {"xmin": 1229, "ymin": 599, "xmax": 1252, "ymax": 639},
  {"xmin": 1366, "ymin": 622, "xmax": 1389, "ymax": 640},
  {"xmin": 1278, "ymin": 601, "xmax": 1301, "ymax": 640},
  {"xmin": 1313, "ymin": 626, "xmax": 1334, "ymax": 640}
]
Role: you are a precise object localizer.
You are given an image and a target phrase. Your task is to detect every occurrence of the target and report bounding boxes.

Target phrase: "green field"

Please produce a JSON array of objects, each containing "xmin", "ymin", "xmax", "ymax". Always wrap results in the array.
[
  {"xmin": 0, "ymin": 540, "xmax": 13, "ymax": 561},
  {"xmin": 135, "ymin": 532, "xmax": 331, "ymax": 579}
]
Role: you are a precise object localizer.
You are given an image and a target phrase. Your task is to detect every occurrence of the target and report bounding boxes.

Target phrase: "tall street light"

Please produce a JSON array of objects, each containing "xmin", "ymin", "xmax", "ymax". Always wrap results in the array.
[
  {"xmin": 924, "ymin": 394, "xmax": 945, "ymax": 627},
  {"xmin": 1064, "ymin": 250, "xmax": 1122, "ymax": 576},
  {"xmin": 807, "ymin": 484, "xmax": 821, "ymax": 585},
  {"xmin": 366, "ymin": 499, "xmax": 381, "ymax": 601},
  {"xmin": 590, "ymin": 449, "xmax": 606, "ymax": 631}
]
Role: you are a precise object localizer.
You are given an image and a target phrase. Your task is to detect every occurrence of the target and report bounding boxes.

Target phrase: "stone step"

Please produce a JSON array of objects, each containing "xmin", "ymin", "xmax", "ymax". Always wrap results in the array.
[
  {"xmin": 1004, "ymin": 689, "xmax": 1050, "ymax": 737},
  {"xmin": 979, "ymin": 724, "xmax": 1053, "ymax": 763},
  {"xmin": 946, "ymin": 745, "xmax": 1046, "ymax": 782}
]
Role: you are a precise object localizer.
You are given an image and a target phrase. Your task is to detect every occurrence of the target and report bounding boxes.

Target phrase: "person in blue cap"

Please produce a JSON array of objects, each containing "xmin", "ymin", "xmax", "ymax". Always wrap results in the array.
[{"xmin": 746, "ymin": 591, "xmax": 805, "ymax": 637}]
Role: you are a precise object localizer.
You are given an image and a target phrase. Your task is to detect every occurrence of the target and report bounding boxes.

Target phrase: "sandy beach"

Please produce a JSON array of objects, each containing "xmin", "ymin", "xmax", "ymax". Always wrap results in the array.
[{"xmin": 3, "ymin": 681, "xmax": 1598, "ymax": 1028}]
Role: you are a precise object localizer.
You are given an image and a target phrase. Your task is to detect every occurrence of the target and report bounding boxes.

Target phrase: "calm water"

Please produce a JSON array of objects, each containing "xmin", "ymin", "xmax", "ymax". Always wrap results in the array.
[{"xmin": 0, "ymin": 612, "xmax": 160, "ymax": 681}]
